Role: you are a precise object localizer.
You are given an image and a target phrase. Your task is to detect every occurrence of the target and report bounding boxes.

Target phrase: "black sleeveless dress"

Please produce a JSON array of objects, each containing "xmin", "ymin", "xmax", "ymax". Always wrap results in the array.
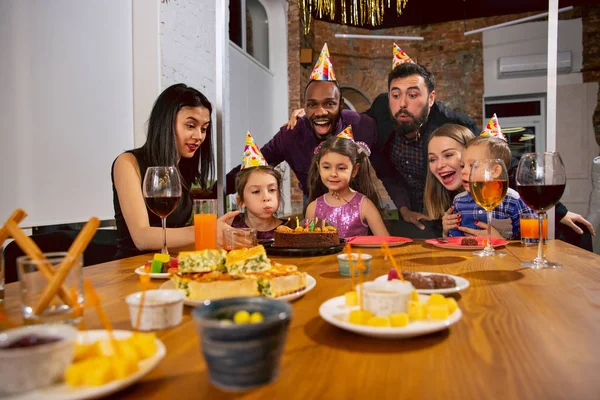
[{"xmin": 111, "ymin": 149, "xmax": 193, "ymax": 259}]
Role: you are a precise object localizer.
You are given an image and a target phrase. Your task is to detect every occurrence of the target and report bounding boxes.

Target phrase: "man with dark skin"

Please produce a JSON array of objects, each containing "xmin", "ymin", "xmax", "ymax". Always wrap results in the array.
[{"xmin": 226, "ymin": 44, "xmax": 377, "ymax": 201}]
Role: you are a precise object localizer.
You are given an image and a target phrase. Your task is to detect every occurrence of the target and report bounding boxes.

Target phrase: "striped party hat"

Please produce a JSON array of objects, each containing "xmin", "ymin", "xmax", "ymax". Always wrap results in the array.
[
  {"xmin": 310, "ymin": 43, "xmax": 336, "ymax": 81},
  {"xmin": 392, "ymin": 43, "xmax": 414, "ymax": 68},
  {"xmin": 241, "ymin": 131, "xmax": 268, "ymax": 169}
]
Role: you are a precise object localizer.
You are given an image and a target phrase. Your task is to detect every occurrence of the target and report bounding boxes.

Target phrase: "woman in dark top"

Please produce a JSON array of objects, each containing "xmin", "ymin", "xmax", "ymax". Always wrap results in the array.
[{"xmin": 112, "ymin": 83, "xmax": 238, "ymax": 259}]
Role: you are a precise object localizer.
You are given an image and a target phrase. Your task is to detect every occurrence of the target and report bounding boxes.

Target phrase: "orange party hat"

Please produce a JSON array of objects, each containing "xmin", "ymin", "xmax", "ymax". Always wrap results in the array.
[
  {"xmin": 392, "ymin": 43, "xmax": 414, "ymax": 68},
  {"xmin": 336, "ymin": 125, "xmax": 354, "ymax": 141},
  {"xmin": 480, "ymin": 114, "xmax": 507, "ymax": 141},
  {"xmin": 241, "ymin": 131, "xmax": 268, "ymax": 169},
  {"xmin": 310, "ymin": 43, "xmax": 336, "ymax": 81}
]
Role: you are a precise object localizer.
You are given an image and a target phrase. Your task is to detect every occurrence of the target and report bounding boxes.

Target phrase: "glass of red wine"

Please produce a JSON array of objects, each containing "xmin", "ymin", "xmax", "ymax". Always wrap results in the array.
[
  {"xmin": 516, "ymin": 152, "xmax": 566, "ymax": 268},
  {"xmin": 469, "ymin": 159, "xmax": 509, "ymax": 257},
  {"xmin": 143, "ymin": 166, "xmax": 182, "ymax": 255}
]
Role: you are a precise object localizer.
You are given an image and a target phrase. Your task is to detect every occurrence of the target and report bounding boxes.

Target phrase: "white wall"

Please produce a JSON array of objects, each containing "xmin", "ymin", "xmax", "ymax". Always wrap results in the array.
[
  {"xmin": 482, "ymin": 18, "xmax": 599, "ymax": 219},
  {"xmin": 0, "ymin": 0, "xmax": 134, "ymax": 227},
  {"xmin": 483, "ymin": 19, "xmax": 583, "ymax": 98},
  {"xmin": 556, "ymin": 82, "xmax": 600, "ymax": 216}
]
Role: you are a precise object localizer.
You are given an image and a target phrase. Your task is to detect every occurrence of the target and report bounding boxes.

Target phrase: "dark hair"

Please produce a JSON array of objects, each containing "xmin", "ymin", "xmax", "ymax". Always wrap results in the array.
[
  {"xmin": 307, "ymin": 137, "xmax": 382, "ymax": 212},
  {"xmin": 388, "ymin": 63, "xmax": 435, "ymax": 94},
  {"xmin": 235, "ymin": 166, "xmax": 283, "ymax": 208},
  {"xmin": 424, "ymin": 124, "xmax": 475, "ymax": 219},
  {"xmin": 303, "ymin": 80, "xmax": 342, "ymax": 103},
  {"xmin": 140, "ymin": 83, "xmax": 214, "ymax": 189},
  {"xmin": 464, "ymin": 136, "xmax": 512, "ymax": 169}
]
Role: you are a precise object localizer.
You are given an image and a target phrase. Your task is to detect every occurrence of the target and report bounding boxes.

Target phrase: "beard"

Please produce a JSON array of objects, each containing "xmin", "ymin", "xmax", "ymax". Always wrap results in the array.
[{"xmin": 391, "ymin": 104, "xmax": 430, "ymax": 137}]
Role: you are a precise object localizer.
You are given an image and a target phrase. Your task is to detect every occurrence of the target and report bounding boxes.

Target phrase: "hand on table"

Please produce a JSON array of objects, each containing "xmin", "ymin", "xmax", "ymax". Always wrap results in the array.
[
  {"xmin": 559, "ymin": 211, "xmax": 596, "ymax": 236},
  {"xmin": 400, "ymin": 207, "xmax": 431, "ymax": 230}
]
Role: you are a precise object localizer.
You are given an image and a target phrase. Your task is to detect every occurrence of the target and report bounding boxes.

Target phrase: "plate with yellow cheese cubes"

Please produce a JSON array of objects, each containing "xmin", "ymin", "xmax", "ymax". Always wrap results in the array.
[
  {"xmin": 6, "ymin": 330, "xmax": 166, "ymax": 400},
  {"xmin": 319, "ymin": 280, "xmax": 462, "ymax": 339}
]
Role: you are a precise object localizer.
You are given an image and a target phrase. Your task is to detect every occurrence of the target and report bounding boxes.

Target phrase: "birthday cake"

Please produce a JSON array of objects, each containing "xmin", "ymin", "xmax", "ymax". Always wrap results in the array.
[{"xmin": 273, "ymin": 220, "xmax": 339, "ymax": 248}]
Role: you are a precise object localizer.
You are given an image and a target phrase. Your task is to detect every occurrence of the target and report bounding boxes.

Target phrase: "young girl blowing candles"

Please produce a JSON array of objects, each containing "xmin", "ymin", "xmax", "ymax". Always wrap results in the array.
[
  {"xmin": 305, "ymin": 127, "xmax": 389, "ymax": 238},
  {"xmin": 230, "ymin": 132, "xmax": 284, "ymax": 240}
]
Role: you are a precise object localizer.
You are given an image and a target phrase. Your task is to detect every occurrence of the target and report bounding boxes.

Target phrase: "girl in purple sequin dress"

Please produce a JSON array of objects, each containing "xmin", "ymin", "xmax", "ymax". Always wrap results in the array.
[
  {"xmin": 230, "ymin": 166, "xmax": 284, "ymax": 240},
  {"xmin": 305, "ymin": 134, "xmax": 389, "ymax": 238}
]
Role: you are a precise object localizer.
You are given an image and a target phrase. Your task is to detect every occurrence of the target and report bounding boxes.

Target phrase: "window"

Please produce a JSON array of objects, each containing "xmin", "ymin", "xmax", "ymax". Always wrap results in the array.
[
  {"xmin": 484, "ymin": 96, "xmax": 546, "ymax": 161},
  {"xmin": 229, "ymin": 0, "xmax": 269, "ymax": 68}
]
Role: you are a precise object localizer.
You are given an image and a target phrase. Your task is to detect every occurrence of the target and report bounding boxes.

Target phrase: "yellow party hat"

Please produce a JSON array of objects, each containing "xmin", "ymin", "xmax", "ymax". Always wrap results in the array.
[
  {"xmin": 241, "ymin": 131, "xmax": 268, "ymax": 169},
  {"xmin": 336, "ymin": 125, "xmax": 354, "ymax": 141},
  {"xmin": 310, "ymin": 43, "xmax": 336, "ymax": 81},
  {"xmin": 480, "ymin": 114, "xmax": 507, "ymax": 141},
  {"xmin": 392, "ymin": 43, "xmax": 414, "ymax": 69}
]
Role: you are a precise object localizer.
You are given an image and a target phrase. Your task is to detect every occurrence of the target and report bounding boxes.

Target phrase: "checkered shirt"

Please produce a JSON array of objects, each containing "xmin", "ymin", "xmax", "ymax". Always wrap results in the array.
[
  {"xmin": 390, "ymin": 134, "xmax": 425, "ymax": 212},
  {"xmin": 448, "ymin": 188, "xmax": 534, "ymax": 239}
]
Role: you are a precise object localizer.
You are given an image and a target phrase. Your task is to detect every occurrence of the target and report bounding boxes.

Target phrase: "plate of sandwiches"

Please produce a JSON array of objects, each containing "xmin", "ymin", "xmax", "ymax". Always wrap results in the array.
[
  {"xmin": 159, "ymin": 245, "xmax": 315, "ymax": 305},
  {"xmin": 425, "ymin": 237, "xmax": 509, "ymax": 250}
]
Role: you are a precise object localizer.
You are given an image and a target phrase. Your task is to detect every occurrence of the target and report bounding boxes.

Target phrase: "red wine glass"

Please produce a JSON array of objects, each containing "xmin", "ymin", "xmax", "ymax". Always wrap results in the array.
[
  {"xmin": 516, "ymin": 152, "xmax": 566, "ymax": 268},
  {"xmin": 143, "ymin": 166, "xmax": 182, "ymax": 255}
]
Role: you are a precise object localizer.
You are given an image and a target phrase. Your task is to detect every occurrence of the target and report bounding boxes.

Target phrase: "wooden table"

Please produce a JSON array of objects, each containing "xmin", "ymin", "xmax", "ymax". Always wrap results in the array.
[{"xmin": 2, "ymin": 240, "xmax": 600, "ymax": 399}]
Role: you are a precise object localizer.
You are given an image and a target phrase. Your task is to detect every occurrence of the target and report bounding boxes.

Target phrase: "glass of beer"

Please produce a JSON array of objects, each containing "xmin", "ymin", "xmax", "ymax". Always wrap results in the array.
[
  {"xmin": 520, "ymin": 213, "xmax": 547, "ymax": 245},
  {"xmin": 194, "ymin": 199, "xmax": 217, "ymax": 250},
  {"xmin": 469, "ymin": 159, "xmax": 509, "ymax": 257}
]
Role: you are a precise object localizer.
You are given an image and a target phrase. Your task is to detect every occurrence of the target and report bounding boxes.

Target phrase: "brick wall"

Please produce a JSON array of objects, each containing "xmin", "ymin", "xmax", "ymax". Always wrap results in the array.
[
  {"xmin": 287, "ymin": 6, "xmax": 600, "ymax": 213},
  {"xmin": 160, "ymin": 0, "xmax": 217, "ymax": 99}
]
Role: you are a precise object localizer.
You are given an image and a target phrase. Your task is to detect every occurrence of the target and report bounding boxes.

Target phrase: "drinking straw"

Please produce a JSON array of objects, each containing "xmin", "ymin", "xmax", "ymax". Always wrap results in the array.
[
  {"xmin": 0, "ymin": 209, "xmax": 27, "ymax": 244},
  {"xmin": 356, "ymin": 250, "xmax": 367, "ymax": 311},
  {"xmin": 381, "ymin": 242, "xmax": 404, "ymax": 281},
  {"xmin": 135, "ymin": 265, "xmax": 152, "ymax": 331},
  {"xmin": 5, "ymin": 220, "xmax": 74, "ymax": 306},
  {"xmin": 34, "ymin": 217, "xmax": 99, "ymax": 314},
  {"xmin": 84, "ymin": 279, "xmax": 120, "ymax": 355},
  {"xmin": 344, "ymin": 243, "xmax": 355, "ymax": 289}
]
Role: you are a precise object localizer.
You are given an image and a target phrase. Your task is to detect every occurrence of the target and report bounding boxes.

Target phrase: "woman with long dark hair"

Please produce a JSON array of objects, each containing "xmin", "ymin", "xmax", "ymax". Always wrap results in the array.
[{"xmin": 112, "ymin": 83, "xmax": 238, "ymax": 259}]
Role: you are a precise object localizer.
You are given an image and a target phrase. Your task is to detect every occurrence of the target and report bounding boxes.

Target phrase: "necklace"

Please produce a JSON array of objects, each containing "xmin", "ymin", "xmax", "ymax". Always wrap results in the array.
[{"xmin": 330, "ymin": 191, "xmax": 350, "ymax": 203}]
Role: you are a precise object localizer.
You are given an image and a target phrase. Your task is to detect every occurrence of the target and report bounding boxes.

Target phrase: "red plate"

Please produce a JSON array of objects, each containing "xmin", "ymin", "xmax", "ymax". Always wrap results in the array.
[
  {"xmin": 425, "ymin": 237, "xmax": 509, "ymax": 250},
  {"xmin": 345, "ymin": 236, "xmax": 413, "ymax": 248}
]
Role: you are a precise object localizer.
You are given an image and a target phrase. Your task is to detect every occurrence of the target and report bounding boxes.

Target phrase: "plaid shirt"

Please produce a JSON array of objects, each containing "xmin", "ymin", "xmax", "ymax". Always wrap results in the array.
[
  {"xmin": 448, "ymin": 188, "xmax": 533, "ymax": 239},
  {"xmin": 390, "ymin": 134, "xmax": 425, "ymax": 212}
]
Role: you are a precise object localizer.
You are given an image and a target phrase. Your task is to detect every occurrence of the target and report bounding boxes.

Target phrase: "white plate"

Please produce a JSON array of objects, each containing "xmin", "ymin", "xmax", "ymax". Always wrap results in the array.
[
  {"xmin": 160, "ymin": 274, "xmax": 317, "ymax": 306},
  {"xmin": 6, "ymin": 330, "xmax": 166, "ymax": 400},
  {"xmin": 135, "ymin": 266, "xmax": 171, "ymax": 280},
  {"xmin": 374, "ymin": 273, "xmax": 470, "ymax": 295},
  {"xmin": 319, "ymin": 295, "xmax": 462, "ymax": 339}
]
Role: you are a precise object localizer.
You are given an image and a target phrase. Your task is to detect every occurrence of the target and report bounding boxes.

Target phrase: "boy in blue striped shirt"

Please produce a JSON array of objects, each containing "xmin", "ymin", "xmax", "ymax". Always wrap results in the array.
[{"xmin": 445, "ymin": 136, "xmax": 533, "ymax": 238}]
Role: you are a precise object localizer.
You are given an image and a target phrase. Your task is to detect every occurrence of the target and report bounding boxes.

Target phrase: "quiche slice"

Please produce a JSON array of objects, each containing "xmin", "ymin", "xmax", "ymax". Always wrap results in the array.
[
  {"xmin": 243, "ymin": 263, "xmax": 307, "ymax": 298},
  {"xmin": 171, "ymin": 271, "xmax": 259, "ymax": 300}
]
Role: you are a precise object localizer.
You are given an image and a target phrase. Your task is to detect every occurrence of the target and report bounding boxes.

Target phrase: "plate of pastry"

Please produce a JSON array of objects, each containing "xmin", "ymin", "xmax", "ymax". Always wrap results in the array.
[
  {"xmin": 375, "ymin": 269, "xmax": 469, "ymax": 295},
  {"xmin": 425, "ymin": 237, "xmax": 508, "ymax": 250}
]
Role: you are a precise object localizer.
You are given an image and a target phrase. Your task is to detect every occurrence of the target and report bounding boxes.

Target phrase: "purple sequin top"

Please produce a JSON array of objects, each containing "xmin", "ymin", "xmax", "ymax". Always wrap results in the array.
[
  {"xmin": 314, "ymin": 193, "xmax": 368, "ymax": 238},
  {"xmin": 230, "ymin": 214, "xmax": 282, "ymax": 241}
]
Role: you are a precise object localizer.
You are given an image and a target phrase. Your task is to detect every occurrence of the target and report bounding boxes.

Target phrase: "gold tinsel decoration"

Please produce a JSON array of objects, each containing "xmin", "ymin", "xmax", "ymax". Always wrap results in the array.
[{"xmin": 299, "ymin": 0, "xmax": 408, "ymax": 34}]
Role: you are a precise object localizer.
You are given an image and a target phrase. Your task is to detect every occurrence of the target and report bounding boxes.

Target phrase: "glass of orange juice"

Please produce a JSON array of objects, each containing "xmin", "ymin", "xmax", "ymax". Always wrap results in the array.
[
  {"xmin": 520, "ymin": 213, "xmax": 547, "ymax": 245},
  {"xmin": 193, "ymin": 199, "xmax": 217, "ymax": 250}
]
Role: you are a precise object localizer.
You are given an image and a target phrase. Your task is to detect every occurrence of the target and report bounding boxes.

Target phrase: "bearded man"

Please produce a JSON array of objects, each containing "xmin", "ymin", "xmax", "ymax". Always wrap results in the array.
[{"xmin": 367, "ymin": 62, "xmax": 477, "ymax": 233}]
